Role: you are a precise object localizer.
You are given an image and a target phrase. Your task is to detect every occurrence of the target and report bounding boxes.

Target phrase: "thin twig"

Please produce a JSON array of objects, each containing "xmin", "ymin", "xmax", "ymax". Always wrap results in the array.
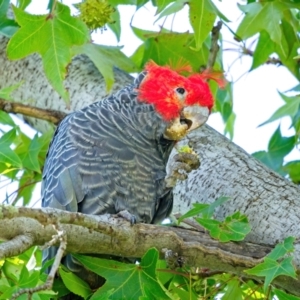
[
  {"xmin": 11, "ymin": 224, "xmax": 67, "ymax": 299},
  {"xmin": 207, "ymin": 20, "xmax": 223, "ymax": 70},
  {"xmin": 173, "ymin": 212, "xmax": 205, "ymax": 232}
]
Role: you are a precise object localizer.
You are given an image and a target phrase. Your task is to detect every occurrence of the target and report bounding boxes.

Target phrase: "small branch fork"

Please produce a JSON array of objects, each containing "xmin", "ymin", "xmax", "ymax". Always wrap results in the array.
[{"xmin": 11, "ymin": 224, "xmax": 67, "ymax": 300}]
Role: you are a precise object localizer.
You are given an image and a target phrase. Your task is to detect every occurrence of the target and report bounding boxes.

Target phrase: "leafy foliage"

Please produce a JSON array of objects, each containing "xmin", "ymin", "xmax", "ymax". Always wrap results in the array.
[
  {"xmin": 1, "ymin": 245, "xmax": 298, "ymax": 299},
  {"xmin": 74, "ymin": 248, "xmax": 170, "ymax": 299},
  {"xmin": 178, "ymin": 197, "xmax": 251, "ymax": 242},
  {"xmin": 245, "ymin": 237, "xmax": 297, "ymax": 292},
  {"xmin": 0, "ymin": 86, "xmax": 52, "ymax": 205},
  {"xmin": 0, "ymin": 0, "xmax": 18, "ymax": 37}
]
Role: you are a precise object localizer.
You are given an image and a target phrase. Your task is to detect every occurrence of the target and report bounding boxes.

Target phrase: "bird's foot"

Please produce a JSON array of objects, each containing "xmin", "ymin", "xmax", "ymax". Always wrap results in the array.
[
  {"xmin": 117, "ymin": 210, "xmax": 137, "ymax": 225},
  {"xmin": 165, "ymin": 152, "xmax": 200, "ymax": 188}
]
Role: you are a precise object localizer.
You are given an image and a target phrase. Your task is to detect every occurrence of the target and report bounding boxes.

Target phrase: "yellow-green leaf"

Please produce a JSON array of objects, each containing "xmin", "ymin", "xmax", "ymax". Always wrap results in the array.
[
  {"xmin": 59, "ymin": 267, "xmax": 92, "ymax": 299},
  {"xmin": 189, "ymin": 0, "xmax": 216, "ymax": 50}
]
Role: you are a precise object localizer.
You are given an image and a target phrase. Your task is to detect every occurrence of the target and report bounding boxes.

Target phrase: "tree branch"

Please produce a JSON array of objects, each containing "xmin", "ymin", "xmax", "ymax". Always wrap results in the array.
[
  {"xmin": 1, "ymin": 204, "xmax": 300, "ymax": 296},
  {"xmin": 0, "ymin": 98, "xmax": 66, "ymax": 125},
  {"xmin": 242, "ymin": 47, "xmax": 282, "ymax": 66},
  {"xmin": 207, "ymin": 20, "xmax": 222, "ymax": 70}
]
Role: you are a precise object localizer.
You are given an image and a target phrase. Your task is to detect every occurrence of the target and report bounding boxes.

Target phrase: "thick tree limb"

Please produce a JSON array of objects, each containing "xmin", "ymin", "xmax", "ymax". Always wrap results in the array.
[{"xmin": 2, "ymin": 204, "xmax": 300, "ymax": 296}]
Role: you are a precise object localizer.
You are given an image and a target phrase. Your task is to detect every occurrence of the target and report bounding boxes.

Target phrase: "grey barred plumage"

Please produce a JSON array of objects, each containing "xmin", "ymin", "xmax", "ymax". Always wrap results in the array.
[{"xmin": 42, "ymin": 71, "xmax": 174, "ymax": 224}]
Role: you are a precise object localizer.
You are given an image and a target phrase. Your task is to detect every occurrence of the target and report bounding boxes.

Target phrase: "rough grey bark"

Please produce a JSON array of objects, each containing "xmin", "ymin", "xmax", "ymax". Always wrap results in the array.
[
  {"xmin": 1, "ymin": 34, "xmax": 300, "ymax": 284},
  {"xmin": 173, "ymin": 127, "xmax": 300, "ymax": 266}
]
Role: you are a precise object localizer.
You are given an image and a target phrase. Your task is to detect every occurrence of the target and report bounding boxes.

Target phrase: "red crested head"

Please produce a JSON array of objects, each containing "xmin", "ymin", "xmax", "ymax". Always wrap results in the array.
[{"xmin": 137, "ymin": 61, "xmax": 215, "ymax": 121}]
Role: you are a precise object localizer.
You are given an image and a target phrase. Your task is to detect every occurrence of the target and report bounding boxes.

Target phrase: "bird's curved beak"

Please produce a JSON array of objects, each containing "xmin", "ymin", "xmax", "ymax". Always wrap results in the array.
[
  {"xmin": 164, "ymin": 106, "xmax": 210, "ymax": 140},
  {"xmin": 181, "ymin": 106, "xmax": 210, "ymax": 132}
]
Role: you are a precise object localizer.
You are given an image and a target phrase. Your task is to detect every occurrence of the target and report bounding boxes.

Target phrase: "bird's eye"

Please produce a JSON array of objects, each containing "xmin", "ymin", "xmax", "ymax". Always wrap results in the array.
[{"xmin": 176, "ymin": 87, "xmax": 185, "ymax": 95}]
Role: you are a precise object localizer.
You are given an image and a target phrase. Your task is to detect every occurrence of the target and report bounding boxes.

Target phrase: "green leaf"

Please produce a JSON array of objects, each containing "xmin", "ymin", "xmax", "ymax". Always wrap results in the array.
[
  {"xmin": 267, "ymin": 236, "xmax": 295, "ymax": 261},
  {"xmin": 276, "ymin": 39, "xmax": 300, "ymax": 77},
  {"xmin": 215, "ymin": 81, "xmax": 235, "ymax": 137},
  {"xmin": 203, "ymin": 196, "xmax": 231, "ymax": 218},
  {"xmin": 14, "ymin": 171, "xmax": 41, "ymax": 206},
  {"xmin": 224, "ymin": 111, "xmax": 236, "ymax": 140},
  {"xmin": 0, "ymin": 82, "xmax": 24, "ymax": 100},
  {"xmin": 107, "ymin": 7, "xmax": 121, "ymax": 42},
  {"xmin": 237, "ymin": 1, "xmax": 297, "ymax": 49},
  {"xmin": 178, "ymin": 196, "xmax": 230, "ymax": 223},
  {"xmin": 59, "ymin": 267, "xmax": 92, "ymax": 299},
  {"xmin": 281, "ymin": 16, "xmax": 298, "ymax": 56},
  {"xmin": 245, "ymin": 237, "xmax": 297, "ymax": 292},
  {"xmin": 259, "ymin": 93, "xmax": 300, "ymax": 126},
  {"xmin": 156, "ymin": 260, "xmax": 173, "ymax": 286},
  {"xmin": 136, "ymin": 0, "xmax": 148, "ymax": 9},
  {"xmin": 131, "ymin": 26, "xmax": 171, "ymax": 42},
  {"xmin": 284, "ymin": 160, "xmax": 300, "ymax": 183},
  {"xmin": 268, "ymin": 125, "xmax": 295, "ymax": 159},
  {"xmin": 0, "ymin": 286, "xmax": 18, "ymax": 299},
  {"xmin": 52, "ymin": 277, "xmax": 72, "ymax": 299},
  {"xmin": 252, "ymin": 150, "xmax": 283, "ymax": 174},
  {"xmin": 74, "ymin": 248, "xmax": 170, "ymax": 300},
  {"xmin": 37, "ymin": 130, "xmax": 53, "ymax": 165},
  {"xmin": 0, "ymin": 127, "xmax": 18, "ymax": 145},
  {"xmin": 246, "ymin": 257, "xmax": 296, "ymax": 292},
  {"xmin": 0, "ymin": 0, "xmax": 19, "ymax": 37},
  {"xmin": 155, "ymin": 0, "xmax": 186, "ymax": 23},
  {"xmin": 177, "ymin": 203, "xmax": 209, "ymax": 223},
  {"xmin": 251, "ymin": 30, "xmax": 275, "ymax": 70},
  {"xmin": 0, "ymin": 129, "xmax": 22, "ymax": 168},
  {"xmin": 17, "ymin": 134, "xmax": 42, "ymax": 173},
  {"xmin": 252, "ymin": 125, "xmax": 295, "ymax": 175},
  {"xmin": 222, "ymin": 278, "xmax": 243, "ymax": 300},
  {"xmin": 0, "ymin": 111, "xmax": 16, "ymax": 127},
  {"xmin": 73, "ymin": 43, "xmax": 137, "ymax": 91},
  {"xmin": 130, "ymin": 43, "xmax": 145, "ymax": 69},
  {"xmin": 273, "ymin": 288, "xmax": 300, "ymax": 300},
  {"xmin": 16, "ymin": 0, "xmax": 31, "ymax": 10},
  {"xmin": 154, "ymin": 0, "xmax": 176, "ymax": 14},
  {"xmin": 2, "ymin": 258, "xmax": 24, "ymax": 284},
  {"xmin": 189, "ymin": 0, "xmax": 216, "ymax": 50},
  {"xmin": 197, "ymin": 211, "xmax": 251, "ymax": 242},
  {"xmin": 7, "ymin": 3, "xmax": 90, "ymax": 102},
  {"xmin": 19, "ymin": 270, "xmax": 39, "ymax": 288},
  {"xmin": 142, "ymin": 32, "xmax": 209, "ymax": 71}
]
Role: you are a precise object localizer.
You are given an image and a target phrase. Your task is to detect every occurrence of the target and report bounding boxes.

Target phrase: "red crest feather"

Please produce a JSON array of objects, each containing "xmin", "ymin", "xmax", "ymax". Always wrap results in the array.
[
  {"xmin": 137, "ymin": 61, "xmax": 214, "ymax": 120},
  {"xmin": 199, "ymin": 69, "xmax": 227, "ymax": 88}
]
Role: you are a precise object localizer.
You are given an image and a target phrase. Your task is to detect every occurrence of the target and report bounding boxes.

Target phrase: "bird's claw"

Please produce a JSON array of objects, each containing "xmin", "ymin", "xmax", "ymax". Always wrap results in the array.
[
  {"xmin": 117, "ymin": 210, "xmax": 137, "ymax": 225},
  {"xmin": 165, "ymin": 152, "xmax": 200, "ymax": 188}
]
